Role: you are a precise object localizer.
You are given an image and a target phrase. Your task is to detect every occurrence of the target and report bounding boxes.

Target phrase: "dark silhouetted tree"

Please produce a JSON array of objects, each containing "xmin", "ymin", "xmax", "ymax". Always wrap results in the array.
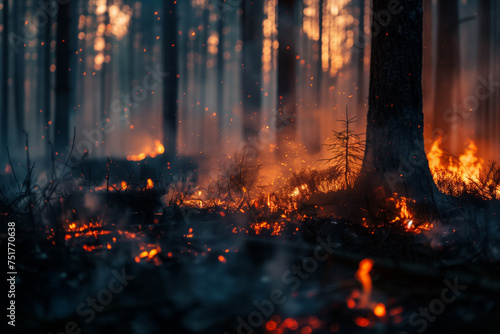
[
  {"xmin": 360, "ymin": 0, "xmax": 435, "ymax": 200},
  {"xmin": 163, "ymin": 0, "xmax": 178, "ymax": 155},
  {"xmin": 476, "ymin": 0, "xmax": 492, "ymax": 157},
  {"xmin": 1, "ymin": 0, "xmax": 9, "ymax": 151},
  {"xmin": 54, "ymin": 0, "xmax": 73, "ymax": 153},
  {"xmin": 277, "ymin": 0, "xmax": 297, "ymax": 152},
  {"xmin": 432, "ymin": 0, "xmax": 460, "ymax": 148},
  {"xmin": 242, "ymin": 0, "xmax": 263, "ymax": 140}
]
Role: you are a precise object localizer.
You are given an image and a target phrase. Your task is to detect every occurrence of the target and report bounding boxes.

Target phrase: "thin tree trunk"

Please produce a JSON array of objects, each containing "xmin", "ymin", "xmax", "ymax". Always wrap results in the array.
[
  {"xmin": 198, "ymin": 7, "xmax": 209, "ymax": 151},
  {"xmin": 1, "ymin": 0, "xmax": 9, "ymax": 150},
  {"xmin": 422, "ymin": 0, "xmax": 433, "ymax": 112},
  {"xmin": 360, "ymin": 0, "xmax": 435, "ymax": 201},
  {"xmin": 14, "ymin": 0, "xmax": 24, "ymax": 140},
  {"xmin": 54, "ymin": 0, "xmax": 72, "ymax": 153},
  {"xmin": 277, "ymin": 0, "xmax": 297, "ymax": 153},
  {"xmin": 356, "ymin": 0, "xmax": 365, "ymax": 106},
  {"xmin": 217, "ymin": 13, "xmax": 224, "ymax": 141},
  {"xmin": 163, "ymin": 0, "xmax": 178, "ymax": 155},
  {"xmin": 432, "ymin": 0, "xmax": 459, "ymax": 150},
  {"xmin": 476, "ymin": 0, "xmax": 491, "ymax": 157},
  {"xmin": 242, "ymin": 0, "xmax": 263, "ymax": 140}
]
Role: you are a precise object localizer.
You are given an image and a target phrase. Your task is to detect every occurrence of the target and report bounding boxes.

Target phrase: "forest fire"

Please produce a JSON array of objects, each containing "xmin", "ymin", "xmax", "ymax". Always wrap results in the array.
[{"xmin": 2, "ymin": 0, "xmax": 500, "ymax": 333}]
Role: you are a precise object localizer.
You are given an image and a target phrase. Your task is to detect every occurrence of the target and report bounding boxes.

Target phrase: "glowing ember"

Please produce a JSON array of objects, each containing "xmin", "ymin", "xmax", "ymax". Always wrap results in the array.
[
  {"xmin": 374, "ymin": 303, "xmax": 387, "ymax": 317},
  {"xmin": 354, "ymin": 316, "xmax": 370, "ymax": 327}
]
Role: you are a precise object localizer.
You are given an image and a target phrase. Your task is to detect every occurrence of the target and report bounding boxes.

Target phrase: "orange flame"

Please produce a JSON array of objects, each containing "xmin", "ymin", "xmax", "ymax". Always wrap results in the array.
[
  {"xmin": 127, "ymin": 140, "xmax": 165, "ymax": 161},
  {"xmin": 355, "ymin": 258, "xmax": 373, "ymax": 309},
  {"xmin": 427, "ymin": 139, "xmax": 484, "ymax": 184}
]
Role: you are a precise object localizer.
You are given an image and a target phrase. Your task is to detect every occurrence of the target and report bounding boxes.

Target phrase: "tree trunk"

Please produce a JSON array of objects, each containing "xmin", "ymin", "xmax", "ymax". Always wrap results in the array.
[
  {"xmin": 242, "ymin": 0, "xmax": 263, "ymax": 140},
  {"xmin": 1, "ymin": 0, "xmax": 9, "ymax": 151},
  {"xmin": 432, "ymin": 0, "xmax": 459, "ymax": 150},
  {"xmin": 43, "ymin": 12, "xmax": 52, "ymax": 132},
  {"xmin": 163, "ymin": 0, "xmax": 178, "ymax": 156},
  {"xmin": 13, "ymin": 0, "xmax": 24, "ymax": 140},
  {"xmin": 360, "ymin": 0, "xmax": 435, "ymax": 201},
  {"xmin": 422, "ymin": 0, "xmax": 433, "ymax": 116},
  {"xmin": 217, "ymin": 13, "xmax": 224, "ymax": 141},
  {"xmin": 356, "ymin": 0, "xmax": 365, "ymax": 106},
  {"xmin": 494, "ymin": 0, "xmax": 500, "ymax": 155},
  {"xmin": 54, "ymin": 0, "xmax": 72, "ymax": 153},
  {"xmin": 476, "ymin": 0, "xmax": 491, "ymax": 157},
  {"xmin": 277, "ymin": 0, "xmax": 297, "ymax": 152}
]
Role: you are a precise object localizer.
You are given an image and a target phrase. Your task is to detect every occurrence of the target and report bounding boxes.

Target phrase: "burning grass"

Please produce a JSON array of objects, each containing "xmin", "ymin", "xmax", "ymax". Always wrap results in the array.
[
  {"xmin": 427, "ymin": 139, "xmax": 500, "ymax": 200},
  {"xmin": 3, "ymin": 146, "xmax": 500, "ymax": 334}
]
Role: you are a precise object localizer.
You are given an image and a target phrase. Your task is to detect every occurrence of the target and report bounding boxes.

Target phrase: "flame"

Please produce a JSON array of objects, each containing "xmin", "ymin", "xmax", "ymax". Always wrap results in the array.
[
  {"xmin": 127, "ymin": 140, "xmax": 165, "ymax": 161},
  {"xmin": 427, "ymin": 138, "xmax": 443, "ymax": 171},
  {"xmin": 355, "ymin": 258, "xmax": 373, "ymax": 309},
  {"xmin": 428, "ymin": 139, "xmax": 484, "ymax": 183},
  {"xmin": 456, "ymin": 140, "xmax": 483, "ymax": 183},
  {"xmin": 426, "ymin": 139, "xmax": 500, "ymax": 199},
  {"xmin": 385, "ymin": 195, "xmax": 433, "ymax": 233},
  {"xmin": 146, "ymin": 179, "xmax": 154, "ymax": 190}
]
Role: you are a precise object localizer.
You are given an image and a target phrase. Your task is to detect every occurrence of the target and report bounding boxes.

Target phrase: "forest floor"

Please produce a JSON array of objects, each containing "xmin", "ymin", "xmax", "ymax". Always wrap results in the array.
[{"xmin": 2, "ymin": 157, "xmax": 500, "ymax": 334}]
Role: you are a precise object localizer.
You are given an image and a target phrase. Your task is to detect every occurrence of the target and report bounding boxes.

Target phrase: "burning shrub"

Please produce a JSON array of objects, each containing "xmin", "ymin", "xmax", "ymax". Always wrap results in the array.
[
  {"xmin": 205, "ymin": 147, "xmax": 261, "ymax": 212},
  {"xmin": 282, "ymin": 166, "xmax": 343, "ymax": 200}
]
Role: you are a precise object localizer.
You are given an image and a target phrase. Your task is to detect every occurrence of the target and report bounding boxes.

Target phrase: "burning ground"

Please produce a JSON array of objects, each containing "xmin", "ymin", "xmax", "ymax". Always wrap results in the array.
[{"xmin": 1, "ymin": 138, "xmax": 500, "ymax": 334}]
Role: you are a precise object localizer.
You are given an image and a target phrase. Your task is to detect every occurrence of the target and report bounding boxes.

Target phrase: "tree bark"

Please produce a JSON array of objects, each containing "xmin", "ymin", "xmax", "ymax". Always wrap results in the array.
[
  {"xmin": 360, "ymin": 0, "xmax": 435, "ymax": 201},
  {"xmin": 163, "ymin": 0, "xmax": 178, "ymax": 156}
]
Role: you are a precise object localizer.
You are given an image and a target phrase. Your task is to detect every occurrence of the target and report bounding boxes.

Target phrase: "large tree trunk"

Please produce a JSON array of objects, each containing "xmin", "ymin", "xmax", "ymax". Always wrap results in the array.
[
  {"xmin": 163, "ymin": 0, "xmax": 178, "ymax": 155},
  {"xmin": 432, "ymin": 0, "xmax": 460, "ymax": 150},
  {"xmin": 360, "ymin": 0, "xmax": 435, "ymax": 201},
  {"xmin": 277, "ymin": 0, "xmax": 297, "ymax": 153},
  {"xmin": 54, "ymin": 1, "xmax": 72, "ymax": 154},
  {"xmin": 476, "ymin": 0, "xmax": 491, "ymax": 157},
  {"xmin": 242, "ymin": 0, "xmax": 263, "ymax": 140}
]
